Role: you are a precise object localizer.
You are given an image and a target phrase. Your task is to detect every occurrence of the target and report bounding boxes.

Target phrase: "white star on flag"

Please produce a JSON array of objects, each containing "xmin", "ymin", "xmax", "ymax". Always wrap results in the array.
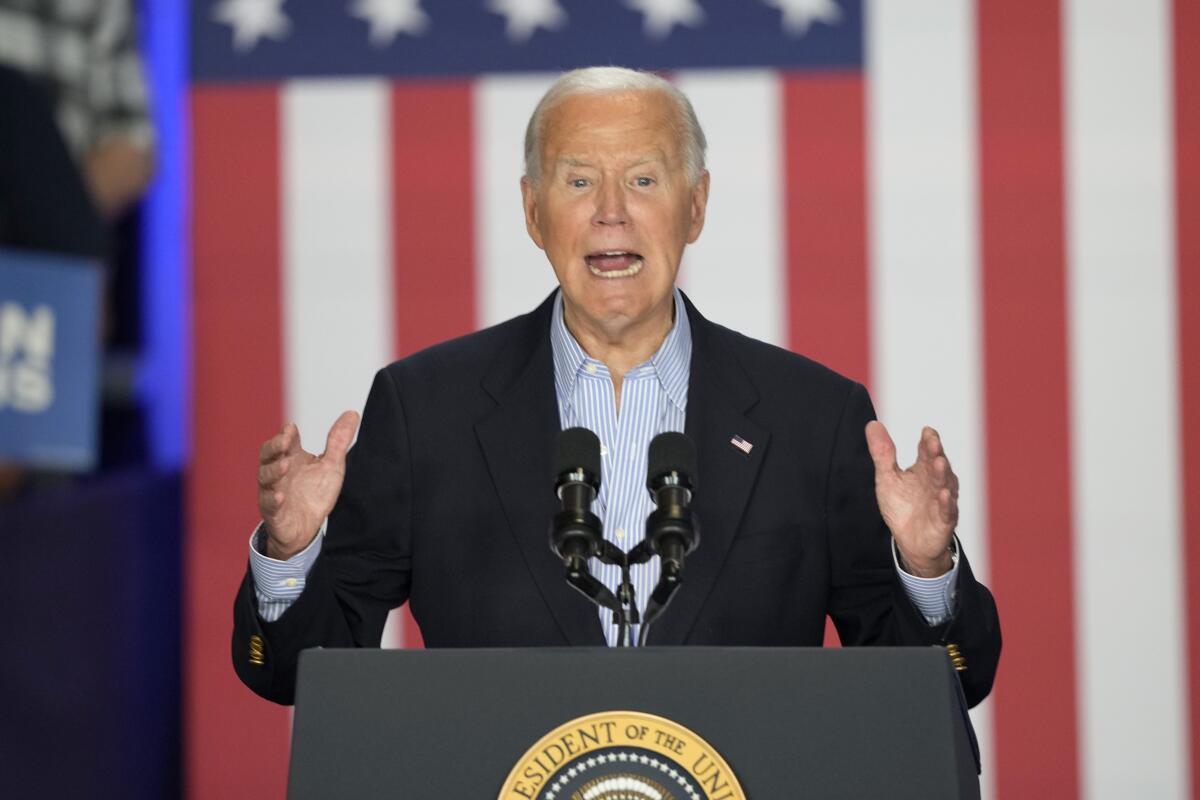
[
  {"xmin": 349, "ymin": 0, "xmax": 430, "ymax": 46},
  {"xmin": 625, "ymin": 0, "xmax": 705, "ymax": 39},
  {"xmin": 486, "ymin": 0, "xmax": 567, "ymax": 43},
  {"xmin": 761, "ymin": 0, "xmax": 841, "ymax": 37},
  {"xmin": 212, "ymin": 0, "xmax": 291, "ymax": 51}
]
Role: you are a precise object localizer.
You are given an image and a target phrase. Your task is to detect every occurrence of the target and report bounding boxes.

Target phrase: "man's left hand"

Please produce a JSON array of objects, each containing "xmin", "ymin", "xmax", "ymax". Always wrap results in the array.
[{"xmin": 865, "ymin": 421, "xmax": 957, "ymax": 578}]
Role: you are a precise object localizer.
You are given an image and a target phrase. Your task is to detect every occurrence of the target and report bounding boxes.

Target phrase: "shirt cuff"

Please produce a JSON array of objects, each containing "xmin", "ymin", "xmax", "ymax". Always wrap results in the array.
[
  {"xmin": 248, "ymin": 520, "xmax": 326, "ymax": 622},
  {"xmin": 893, "ymin": 535, "xmax": 961, "ymax": 626}
]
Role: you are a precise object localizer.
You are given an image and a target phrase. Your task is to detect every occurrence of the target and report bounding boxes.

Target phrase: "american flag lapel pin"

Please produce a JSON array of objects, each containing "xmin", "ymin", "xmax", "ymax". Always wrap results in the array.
[{"xmin": 730, "ymin": 435, "xmax": 753, "ymax": 456}]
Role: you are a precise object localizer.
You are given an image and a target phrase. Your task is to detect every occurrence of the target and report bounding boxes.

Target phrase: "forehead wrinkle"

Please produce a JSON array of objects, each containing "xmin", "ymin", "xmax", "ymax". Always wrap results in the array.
[
  {"xmin": 554, "ymin": 153, "xmax": 667, "ymax": 172},
  {"xmin": 626, "ymin": 156, "xmax": 663, "ymax": 169}
]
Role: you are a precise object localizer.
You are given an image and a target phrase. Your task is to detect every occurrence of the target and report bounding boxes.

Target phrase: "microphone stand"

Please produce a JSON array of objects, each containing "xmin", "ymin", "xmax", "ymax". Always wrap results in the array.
[
  {"xmin": 627, "ymin": 541, "xmax": 684, "ymax": 647},
  {"xmin": 560, "ymin": 541, "xmax": 639, "ymax": 647},
  {"xmin": 611, "ymin": 548, "xmax": 639, "ymax": 648}
]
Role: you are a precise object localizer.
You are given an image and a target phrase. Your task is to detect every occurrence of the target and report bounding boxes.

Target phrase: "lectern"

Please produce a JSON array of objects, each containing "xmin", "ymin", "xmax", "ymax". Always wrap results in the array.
[{"xmin": 288, "ymin": 647, "xmax": 979, "ymax": 799}]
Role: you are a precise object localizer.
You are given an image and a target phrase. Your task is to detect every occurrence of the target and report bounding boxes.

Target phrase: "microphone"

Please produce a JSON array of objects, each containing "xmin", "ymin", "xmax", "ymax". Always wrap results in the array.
[
  {"xmin": 644, "ymin": 432, "xmax": 700, "ymax": 577},
  {"xmin": 629, "ymin": 431, "xmax": 700, "ymax": 646},
  {"xmin": 549, "ymin": 427, "xmax": 604, "ymax": 578},
  {"xmin": 548, "ymin": 427, "xmax": 636, "ymax": 645}
]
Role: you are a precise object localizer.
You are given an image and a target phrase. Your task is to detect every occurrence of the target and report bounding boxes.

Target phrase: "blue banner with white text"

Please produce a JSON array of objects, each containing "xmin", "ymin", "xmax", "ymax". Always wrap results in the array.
[{"xmin": 0, "ymin": 248, "xmax": 101, "ymax": 470}]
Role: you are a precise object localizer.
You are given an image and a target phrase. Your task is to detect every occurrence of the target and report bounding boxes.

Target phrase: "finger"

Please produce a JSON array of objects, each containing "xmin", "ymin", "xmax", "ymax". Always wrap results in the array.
[
  {"xmin": 322, "ymin": 410, "xmax": 361, "ymax": 466},
  {"xmin": 259, "ymin": 434, "xmax": 283, "ymax": 463},
  {"xmin": 931, "ymin": 455, "xmax": 951, "ymax": 488},
  {"xmin": 258, "ymin": 487, "xmax": 283, "ymax": 516},
  {"xmin": 918, "ymin": 426, "xmax": 944, "ymax": 463},
  {"xmin": 919, "ymin": 429, "xmax": 955, "ymax": 492},
  {"xmin": 939, "ymin": 487, "xmax": 959, "ymax": 525},
  {"xmin": 865, "ymin": 420, "xmax": 900, "ymax": 477},
  {"xmin": 259, "ymin": 423, "xmax": 299, "ymax": 463},
  {"xmin": 257, "ymin": 456, "xmax": 290, "ymax": 489},
  {"xmin": 946, "ymin": 465, "xmax": 960, "ymax": 496},
  {"xmin": 283, "ymin": 422, "xmax": 302, "ymax": 454}
]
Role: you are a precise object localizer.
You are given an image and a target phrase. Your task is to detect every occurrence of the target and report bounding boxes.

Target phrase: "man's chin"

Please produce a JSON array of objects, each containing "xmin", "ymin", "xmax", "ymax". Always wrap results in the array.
[{"xmin": 563, "ymin": 294, "xmax": 675, "ymax": 342}]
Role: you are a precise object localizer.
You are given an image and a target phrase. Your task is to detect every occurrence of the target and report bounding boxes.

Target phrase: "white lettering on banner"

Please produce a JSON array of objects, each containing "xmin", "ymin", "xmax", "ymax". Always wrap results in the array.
[{"xmin": 0, "ymin": 302, "xmax": 55, "ymax": 412}]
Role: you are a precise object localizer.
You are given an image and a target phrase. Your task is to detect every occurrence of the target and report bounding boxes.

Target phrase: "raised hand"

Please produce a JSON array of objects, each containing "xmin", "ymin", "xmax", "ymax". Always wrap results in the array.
[
  {"xmin": 865, "ymin": 421, "xmax": 958, "ymax": 577},
  {"xmin": 256, "ymin": 410, "xmax": 360, "ymax": 560}
]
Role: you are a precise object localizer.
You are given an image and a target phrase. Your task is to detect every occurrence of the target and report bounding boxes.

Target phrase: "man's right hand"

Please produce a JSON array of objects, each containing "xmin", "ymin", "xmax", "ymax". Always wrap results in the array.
[{"xmin": 257, "ymin": 410, "xmax": 360, "ymax": 560}]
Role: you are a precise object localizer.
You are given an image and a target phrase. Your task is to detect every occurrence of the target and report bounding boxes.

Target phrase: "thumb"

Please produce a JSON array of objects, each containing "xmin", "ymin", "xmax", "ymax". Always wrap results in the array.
[
  {"xmin": 864, "ymin": 420, "xmax": 899, "ymax": 477},
  {"xmin": 323, "ymin": 410, "xmax": 360, "ymax": 466}
]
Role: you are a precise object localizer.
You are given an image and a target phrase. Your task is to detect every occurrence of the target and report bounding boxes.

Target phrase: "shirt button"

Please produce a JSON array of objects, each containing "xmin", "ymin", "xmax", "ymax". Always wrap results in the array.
[
  {"xmin": 285, "ymin": 578, "xmax": 298, "ymax": 588},
  {"xmin": 615, "ymin": 527, "xmax": 626, "ymax": 541},
  {"xmin": 585, "ymin": 363, "xmax": 597, "ymax": 374},
  {"xmin": 600, "ymin": 444, "xmax": 609, "ymax": 457}
]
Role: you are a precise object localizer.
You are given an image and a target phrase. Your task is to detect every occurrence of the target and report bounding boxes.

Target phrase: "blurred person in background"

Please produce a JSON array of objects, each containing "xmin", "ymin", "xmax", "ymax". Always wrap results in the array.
[
  {"xmin": 0, "ymin": 0, "xmax": 155, "ymax": 499},
  {"xmin": 0, "ymin": 0, "xmax": 155, "ymax": 218}
]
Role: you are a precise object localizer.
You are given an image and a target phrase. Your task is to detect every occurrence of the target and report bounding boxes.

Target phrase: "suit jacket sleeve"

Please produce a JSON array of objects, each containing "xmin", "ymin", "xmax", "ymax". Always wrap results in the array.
[
  {"xmin": 826, "ymin": 382, "xmax": 1001, "ymax": 708},
  {"xmin": 232, "ymin": 368, "xmax": 414, "ymax": 705}
]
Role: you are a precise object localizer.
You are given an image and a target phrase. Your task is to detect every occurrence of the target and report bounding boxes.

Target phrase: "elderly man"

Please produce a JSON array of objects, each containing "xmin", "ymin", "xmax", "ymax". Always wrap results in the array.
[{"xmin": 234, "ymin": 67, "xmax": 1000, "ymax": 707}]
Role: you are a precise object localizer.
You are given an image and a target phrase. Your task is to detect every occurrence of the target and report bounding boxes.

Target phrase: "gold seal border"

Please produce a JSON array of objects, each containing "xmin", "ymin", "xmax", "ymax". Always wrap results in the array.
[{"xmin": 497, "ymin": 709, "xmax": 745, "ymax": 800}]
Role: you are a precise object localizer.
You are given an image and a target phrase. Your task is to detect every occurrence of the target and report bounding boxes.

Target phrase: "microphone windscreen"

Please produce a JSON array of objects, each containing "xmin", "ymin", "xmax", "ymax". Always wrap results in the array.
[
  {"xmin": 554, "ymin": 427, "xmax": 602, "ymax": 479},
  {"xmin": 647, "ymin": 432, "xmax": 697, "ymax": 487}
]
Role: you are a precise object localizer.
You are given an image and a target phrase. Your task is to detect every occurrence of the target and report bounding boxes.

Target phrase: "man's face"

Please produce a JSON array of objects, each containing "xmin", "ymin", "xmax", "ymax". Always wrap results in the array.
[{"xmin": 521, "ymin": 90, "xmax": 709, "ymax": 344}]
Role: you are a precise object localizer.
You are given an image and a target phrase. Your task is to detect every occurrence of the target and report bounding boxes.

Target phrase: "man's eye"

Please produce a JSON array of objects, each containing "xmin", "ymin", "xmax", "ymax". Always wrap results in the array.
[
  {"xmin": 569, "ymin": 178, "xmax": 589, "ymax": 188},
  {"xmin": 634, "ymin": 176, "xmax": 655, "ymax": 187}
]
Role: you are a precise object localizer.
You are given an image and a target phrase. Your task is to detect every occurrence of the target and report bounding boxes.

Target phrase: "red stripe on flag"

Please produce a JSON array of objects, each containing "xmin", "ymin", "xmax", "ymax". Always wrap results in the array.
[
  {"xmin": 977, "ymin": 2, "xmax": 1080, "ymax": 796},
  {"xmin": 391, "ymin": 82, "xmax": 477, "ymax": 357},
  {"xmin": 782, "ymin": 74, "xmax": 870, "ymax": 647},
  {"xmin": 1173, "ymin": 0, "xmax": 1200, "ymax": 794},
  {"xmin": 389, "ymin": 81, "xmax": 477, "ymax": 648},
  {"xmin": 187, "ymin": 87, "xmax": 289, "ymax": 798},
  {"xmin": 783, "ymin": 74, "xmax": 871, "ymax": 388}
]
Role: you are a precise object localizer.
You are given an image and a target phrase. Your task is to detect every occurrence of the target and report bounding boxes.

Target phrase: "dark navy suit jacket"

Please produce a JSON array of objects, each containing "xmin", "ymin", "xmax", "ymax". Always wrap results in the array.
[{"xmin": 233, "ymin": 293, "xmax": 1001, "ymax": 706}]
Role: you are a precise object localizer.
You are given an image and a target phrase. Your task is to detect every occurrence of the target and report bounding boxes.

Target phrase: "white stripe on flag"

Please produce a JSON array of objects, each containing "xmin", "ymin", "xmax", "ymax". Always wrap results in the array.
[
  {"xmin": 280, "ymin": 81, "xmax": 398, "ymax": 645},
  {"xmin": 282, "ymin": 80, "xmax": 393, "ymax": 436},
  {"xmin": 867, "ymin": 3, "xmax": 993, "ymax": 796},
  {"xmin": 675, "ymin": 70, "xmax": 786, "ymax": 347},
  {"xmin": 476, "ymin": 74, "xmax": 560, "ymax": 328},
  {"xmin": 1064, "ymin": 0, "xmax": 1190, "ymax": 795}
]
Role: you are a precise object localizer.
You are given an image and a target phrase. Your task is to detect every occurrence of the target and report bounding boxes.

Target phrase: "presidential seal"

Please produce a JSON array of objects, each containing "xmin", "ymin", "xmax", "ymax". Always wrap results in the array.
[{"xmin": 498, "ymin": 711, "xmax": 745, "ymax": 800}]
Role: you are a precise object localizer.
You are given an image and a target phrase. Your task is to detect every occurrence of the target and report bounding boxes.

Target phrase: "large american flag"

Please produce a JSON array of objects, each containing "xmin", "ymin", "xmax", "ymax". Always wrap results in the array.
[{"xmin": 186, "ymin": 1, "xmax": 1199, "ymax": 797}]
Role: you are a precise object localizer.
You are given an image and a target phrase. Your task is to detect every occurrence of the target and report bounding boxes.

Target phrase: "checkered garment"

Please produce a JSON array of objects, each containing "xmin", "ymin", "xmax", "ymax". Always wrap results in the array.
[{"xmin": 0, "ymin": 0, "xmax": 152, "ymax": 159}]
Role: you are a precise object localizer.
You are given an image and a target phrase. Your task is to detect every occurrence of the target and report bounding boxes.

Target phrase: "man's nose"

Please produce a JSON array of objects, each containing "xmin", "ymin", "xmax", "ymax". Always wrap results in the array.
[{"xmin": 591, "ymin": 181, "xmax": 629, "ymax": 226}]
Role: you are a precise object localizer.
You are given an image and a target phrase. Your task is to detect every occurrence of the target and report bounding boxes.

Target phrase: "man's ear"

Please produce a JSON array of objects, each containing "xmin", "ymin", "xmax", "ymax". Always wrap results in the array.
[
  {"xmin": 685, "ymin": 170, "xmax": 710, "ymax": 244},
  {"xmin": 520, "ymin": 176, "xmax": 545, "ymax": 250}
]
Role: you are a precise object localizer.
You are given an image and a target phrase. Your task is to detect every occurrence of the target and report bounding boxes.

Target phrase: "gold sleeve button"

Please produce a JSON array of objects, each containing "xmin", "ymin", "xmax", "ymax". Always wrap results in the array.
[
  {"xmin": 249, "ymin": 634, "xmax": 266, "ymax": 666},
  {"xmin": 946, "ymin": 642, "xmax": 967, "ymax": 672}
]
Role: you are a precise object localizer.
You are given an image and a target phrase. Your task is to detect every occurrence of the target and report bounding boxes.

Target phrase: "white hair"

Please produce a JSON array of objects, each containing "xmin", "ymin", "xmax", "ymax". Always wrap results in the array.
[{"xmin": 523, "ymin": 66, "xmax": 707, "ymax": 186}]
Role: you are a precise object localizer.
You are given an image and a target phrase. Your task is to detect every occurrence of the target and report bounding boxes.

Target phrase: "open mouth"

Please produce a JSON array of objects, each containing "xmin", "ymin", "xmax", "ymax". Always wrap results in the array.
[{"xmin": 585, "ymin": 251, "xmax": 644, "ymax": 279}]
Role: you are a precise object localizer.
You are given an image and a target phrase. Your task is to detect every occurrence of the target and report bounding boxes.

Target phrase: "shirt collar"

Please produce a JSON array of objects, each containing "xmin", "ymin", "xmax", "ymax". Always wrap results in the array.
[{"xmin": 550, "ymin": 288, "xmax": 692, "ymax": 414}]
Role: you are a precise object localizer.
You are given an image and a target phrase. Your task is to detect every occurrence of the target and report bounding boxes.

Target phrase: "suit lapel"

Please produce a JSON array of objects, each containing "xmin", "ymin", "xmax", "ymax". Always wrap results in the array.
[
  {"xmin": 647, "ymin": 298, "xmax": 770, "ymax": 645},
  {"xmin": 473, "ymin": 297, "xmax": 607, "ymax": 646}
]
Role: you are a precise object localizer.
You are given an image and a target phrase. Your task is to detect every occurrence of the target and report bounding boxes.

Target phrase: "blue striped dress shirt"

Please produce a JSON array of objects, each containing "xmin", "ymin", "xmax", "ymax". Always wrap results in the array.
[{"xmin": 250, "ymin": 288, "xmax": 959, "ymax": 632}]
